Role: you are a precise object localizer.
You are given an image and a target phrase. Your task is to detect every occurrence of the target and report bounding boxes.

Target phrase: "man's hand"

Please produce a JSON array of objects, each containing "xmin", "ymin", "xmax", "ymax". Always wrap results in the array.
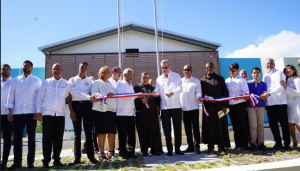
[
  {"xmin": 280, "ymin": 80, "xmax": 287, "ymax": 89},
  {"xmin": 90, "ymin": 95, "xmax": 97, "ymax": 102},
  {"xmin": 141, "ymin": 98, "xmax": 148, "ymax": 104},
  {"xmin": 34, "ymin": 113, "xmax": 42, "ymax": 122},
  {"xmin": 7, "ymin": 113, "xmax": 13, "ymax": 122},
  {"xmin": 205, "ymin": 95, "xmax": 216, "ymax": 103},
  {"xmin": 107, "ymin": 92, "xmax": 114, "ymax": 97},
  {"xmin": 197, "ymin": 97, "xmax": 202, "ymax": 103},
  {"xmin": 222, "ymin": 107, "xmax": 227, "ymax": 114},
  {"xmin": 70, "ymin": 111, "xmax": 76, "ymax": 121},
  {"xmin": 165, "ymin": 92, "xmax": 174, "ymax": 97},
  {"xmin": 262, "ymin": 92, "xmax": 271, "ymax": 98}
]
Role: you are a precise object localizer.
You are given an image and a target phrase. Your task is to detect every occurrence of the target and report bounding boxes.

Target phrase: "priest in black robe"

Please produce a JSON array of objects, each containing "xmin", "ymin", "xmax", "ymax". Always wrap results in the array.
[
  {"xmin": 200, "ymin": 62, "xmax": 231, "ymax": 153},
  {"xmin": 134, "ymin": 72, "xmax": 162, "ymax": 157}
]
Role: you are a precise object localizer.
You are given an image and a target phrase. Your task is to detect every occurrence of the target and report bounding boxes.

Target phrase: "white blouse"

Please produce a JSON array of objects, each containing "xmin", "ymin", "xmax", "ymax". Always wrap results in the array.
[
  {"xmin": 91, "ymin": 79, "xmax": 117, "ymax": 112},
  {"xmin": 225, "ymin": 75, "xmax": 249, "ymax": 105},
  {"xmin": 286, "ymin": 77, "xmax": 300, "ymax": 125}
]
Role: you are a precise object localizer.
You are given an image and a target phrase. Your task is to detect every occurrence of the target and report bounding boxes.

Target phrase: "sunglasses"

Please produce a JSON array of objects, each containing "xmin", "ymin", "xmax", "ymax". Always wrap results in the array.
[
  {"xmin": 161, "ymin": 66, "xmax": 168, "ymax": 69},
  {"xmin": 183, "ymin": 69, "xmax": 191, "ymax": 71},
  {"xmin": 143, "ymin": 77, "xmax": 149, "ymax": 80}
]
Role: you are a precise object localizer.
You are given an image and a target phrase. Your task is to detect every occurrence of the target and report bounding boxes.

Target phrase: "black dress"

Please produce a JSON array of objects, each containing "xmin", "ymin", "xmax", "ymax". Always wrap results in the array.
[
  {"xmin": 200, "ymin": 73, "xmax": 231, "ymax": 148},
  {"xmin": 134, "ymin": 83, "xmax": 162, "ymax": 153}
]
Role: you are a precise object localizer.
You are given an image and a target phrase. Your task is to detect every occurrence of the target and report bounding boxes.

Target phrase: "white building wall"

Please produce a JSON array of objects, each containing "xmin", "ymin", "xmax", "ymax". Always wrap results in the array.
[{"xmin": 52, "ymin": 30, "xmax": 210, "ymax": 54}]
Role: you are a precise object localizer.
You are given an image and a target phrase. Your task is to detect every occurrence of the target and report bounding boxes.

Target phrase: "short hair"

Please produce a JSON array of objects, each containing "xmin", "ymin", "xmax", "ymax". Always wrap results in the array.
[
  {"xmin": 266, "ymin": 58, "xmax": 275, "ymax": 62},
  {"xmin": 52, "ymin": 63, "xmax": 61, "ymax": 69},
  {"xmin": 23, "ymin": 60, "xmax": 33, "ymax": 67},
  {"xmin": 141, "ymin": 71, "xmax": 149, "ymax": 77},
  {"xmin": 229, "ymin": 62, "xmax": 239, "ymax": 70},
  {"xmin": 123, "ymin": 68, "xmax": 134, "ymax": 75},
  {"xmin": 206, "ymin": 62, "xmax": 214, "ymax": 68},
  {"xmin": 112, "ymin": 66, "xmax": 121, "ymax": 72},
  {"xmin": 251, "ymin": 67, "xmax": 261, "ymax": 73},
  {"xmin": 284, "ymin": 65, "xmax": 298, "ymax": 77},
  {"xmin": 79, "ymin": 61, "xmax": 89, "ymax": 66},
  {"xmin": 1, "ymin": 64, "xmax": 11, "ymax": 70},
  {"xmin": 160, "ymin": 59, "xmax": 170, "ymax": 66},
  {"xmin": 184, "ymin": 64, "xmax": 192, "ymax": 69},
  {"xmin": 98, "ymin": 66, "xmax": 111, "ymax": 80}
]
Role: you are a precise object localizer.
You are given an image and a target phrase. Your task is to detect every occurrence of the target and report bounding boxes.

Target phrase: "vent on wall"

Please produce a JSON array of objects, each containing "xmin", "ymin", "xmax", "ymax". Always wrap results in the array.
[{"xmin": 126, "ymin": 49, "xmax": 139, "ymax": 53}]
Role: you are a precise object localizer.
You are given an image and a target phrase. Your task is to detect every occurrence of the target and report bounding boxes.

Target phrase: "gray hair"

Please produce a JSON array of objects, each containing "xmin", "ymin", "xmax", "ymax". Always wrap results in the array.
[
  {"xmin": 160, "ymin": 59, "xmax": 171, "ymax": 66},
  {"xmin": 141, "ymin": 71, "xmax": 149, "ymax": 77},
  {"xmin": 52, "ymin": 63, "xmax": 62, "ymax": 69},
  {"xmin": 266, "ymin": 58, "xmax": 274, "ymax": 62},
  {"xmin": 123, "ymin": 68, "xmax": 134, "ymax": 75}
]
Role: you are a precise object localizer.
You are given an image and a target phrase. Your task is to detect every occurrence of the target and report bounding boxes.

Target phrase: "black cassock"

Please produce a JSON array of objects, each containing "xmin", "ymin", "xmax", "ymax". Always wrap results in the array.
[
  {"xmin": 200, "ymin": 73, "xmax": 231, "ymax": 148},
  {"xmin": 134, "ymin": 83, "xmax": 162, "ymax": 154}
]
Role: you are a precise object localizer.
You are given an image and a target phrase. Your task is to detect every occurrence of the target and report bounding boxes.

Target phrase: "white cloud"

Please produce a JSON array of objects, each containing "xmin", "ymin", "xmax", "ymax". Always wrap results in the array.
[{"xmin": 225, "ymin": 30, "xmax": 300, "ymax": 64}]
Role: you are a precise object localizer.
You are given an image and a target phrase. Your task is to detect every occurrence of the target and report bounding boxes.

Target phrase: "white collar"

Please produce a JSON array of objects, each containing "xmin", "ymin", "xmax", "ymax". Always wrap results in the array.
[{"xmin": 1, "ymin": 76, "xmax": 12, "ymax": 82}]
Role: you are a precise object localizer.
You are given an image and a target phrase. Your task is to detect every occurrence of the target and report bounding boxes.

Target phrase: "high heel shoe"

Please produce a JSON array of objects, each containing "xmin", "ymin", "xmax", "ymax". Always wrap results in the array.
[{"xmin": 293, "ymin": 140, "xmax": 298, "ymax": 149}]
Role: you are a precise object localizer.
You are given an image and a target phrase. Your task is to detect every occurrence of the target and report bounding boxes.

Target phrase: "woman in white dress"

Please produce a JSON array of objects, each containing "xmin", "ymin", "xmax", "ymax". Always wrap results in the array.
[
  {"xmin": 91, "ymin": 66, "xmax": 117, "ymax": 161},
  {"xmin": 281, "ymin": 65, "xmax": 300, "ymax": 148}
]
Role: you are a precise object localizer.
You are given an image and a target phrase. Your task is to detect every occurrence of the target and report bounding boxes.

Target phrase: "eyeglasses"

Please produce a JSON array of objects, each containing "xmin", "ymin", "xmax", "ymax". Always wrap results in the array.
[
  {"xmin": 229, "ymin": 70, "xmax": 237, "ymax": 72},
  {"xmin": 161, "ymin": 66, "xmax": 168, "ymax": 69},
  {"xmin": 127, "ymin": 74, "xmax": 133, "ymax": 77},
  {"xmin": 143, "ymin": 77, "xmax": 149, "ymax": 80},
  {"xmin": 183, "ymin": 69, "xmax": 191, "ymax": 71}
]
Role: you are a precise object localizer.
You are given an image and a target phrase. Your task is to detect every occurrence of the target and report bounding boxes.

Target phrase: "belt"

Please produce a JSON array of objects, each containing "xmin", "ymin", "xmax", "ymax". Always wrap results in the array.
[{"xmin": 72, "ymin": 100, "xmax": 90, "ymax": 104}]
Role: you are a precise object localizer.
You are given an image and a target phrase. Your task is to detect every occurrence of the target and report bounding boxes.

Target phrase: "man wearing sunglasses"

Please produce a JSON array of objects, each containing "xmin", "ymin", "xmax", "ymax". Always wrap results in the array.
[
  {"xmin": 180, "ymin": 65, "xmax": 202, "ymax": 154},
  {"xmin": 154, "ymin": 59, "xmax": 184, "ymax": 156}
]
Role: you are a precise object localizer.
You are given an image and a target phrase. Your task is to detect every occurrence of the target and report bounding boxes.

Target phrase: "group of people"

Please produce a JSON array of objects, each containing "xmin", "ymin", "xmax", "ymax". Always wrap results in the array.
[{"xmin": 1, "ymin": 58, "xmax": 300, "ymax": 169}]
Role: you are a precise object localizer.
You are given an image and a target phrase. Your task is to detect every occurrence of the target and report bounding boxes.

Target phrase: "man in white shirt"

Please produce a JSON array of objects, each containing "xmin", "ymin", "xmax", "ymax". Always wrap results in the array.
[
  {"xmin": 262, "ymin": 58, "xmax": 291, "ymax": 150},
  {"xmin": 34, "ymin": 63, "xmax": 97, "ymax": 168},
  {"xmin": 1, "ymin": 64, "xmax": 13, "ymax": 170},
  {"xmin": 6, "ymin": 60, "xmax": 42, "ymax": 169},
  {"xmin": 109, "ymin": 66, "xmax": 122, "ymax": 88},
  {"xmin": 154, "ymin": 59, "xmax": 184, "ymax": 156},
  {"xmin": 116, "ymin": 68, "xmax": 143, "ymax": 160},
  {"xmin": 180, "ymin": 64, "xmax": 202, "ymax": 154},
  {"xmin": 67, "ymin": 62, "xmax": 98, "ymax": 165}
]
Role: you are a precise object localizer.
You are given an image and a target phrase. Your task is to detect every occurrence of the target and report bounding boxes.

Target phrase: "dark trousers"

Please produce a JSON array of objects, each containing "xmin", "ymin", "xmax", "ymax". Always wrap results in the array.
[
  {"xmin": 13, "ymin": 114, "xmax": 36, "ymax": 165},
  {"xmin": 116, "ymin": 116, "xmax": 136, "ymax": 156},
  {"xmin": 161, "ymin": 108, "xmax": 182, "ymax": 153},
  {"xmin": 229, "ymin": 102, "xmax": 248, "ymax": 148},
  {"xmin": 72, "ymin": 102, "xmax": 94, "ymax": 159},
  {"xmin": 1, "ymin": 115, "xmax": 13, "ymax": 165},
  {"xmin": 42, "ymin": 116, "xmax": 65, "ymax": 164},
  {"xmin": 183, "ymin": 109, "xmax": 200, "ymax": 149},
  {"xmin": 82, "ymin": 112, "xmax": 99, "ymax": 152},
  {"xmin": 245, "ymin": 109, "xmax": 251, "ymax": 145},
  {"xmin": 267, "ymin": 105, "xmax": 290, "ymax": 147}
]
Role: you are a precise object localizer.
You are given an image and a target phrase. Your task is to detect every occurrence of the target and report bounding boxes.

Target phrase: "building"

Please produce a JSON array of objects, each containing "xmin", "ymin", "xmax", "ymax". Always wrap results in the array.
[{"xmin": 38, "ymin": 22, "xmax": 222, "ymax": 84}]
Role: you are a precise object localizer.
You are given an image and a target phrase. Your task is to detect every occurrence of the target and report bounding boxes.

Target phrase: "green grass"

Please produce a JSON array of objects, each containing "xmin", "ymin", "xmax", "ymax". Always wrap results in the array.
[{"xmin": 222, "ymin": 162, "xmax": 230, "ymax": 166}]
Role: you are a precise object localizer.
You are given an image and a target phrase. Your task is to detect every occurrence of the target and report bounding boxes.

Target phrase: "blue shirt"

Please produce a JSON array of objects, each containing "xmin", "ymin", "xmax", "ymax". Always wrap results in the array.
[{"xmin": 247, "ymin": 81, "xmax": 267, "ymax": 108}]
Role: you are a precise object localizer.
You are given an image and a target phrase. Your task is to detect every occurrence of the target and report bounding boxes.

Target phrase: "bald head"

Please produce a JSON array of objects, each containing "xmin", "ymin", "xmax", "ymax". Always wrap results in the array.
[
  {"xmin": 52, "ymin": 63, "xmax": 63, "ymax": 79},
  {"xmin": 239, "ymin": 69, "xmax": 248, "ymax": 80}
]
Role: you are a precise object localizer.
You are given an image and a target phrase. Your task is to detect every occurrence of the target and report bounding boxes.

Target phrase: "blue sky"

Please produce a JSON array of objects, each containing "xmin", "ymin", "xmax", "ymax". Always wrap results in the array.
[{"xmin": 1, "ymin": 0, "xmax": 300, "ymax": 68}]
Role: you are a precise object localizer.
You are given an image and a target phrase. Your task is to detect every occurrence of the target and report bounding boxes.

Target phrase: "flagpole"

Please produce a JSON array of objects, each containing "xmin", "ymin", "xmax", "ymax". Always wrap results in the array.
[
  {"xmin": 153, "ymin": 0, "xmax": 160, "ymax": 77},
  {"xmin": 117, "ymin": 0, "xmax": 122, "ymax": 70}
]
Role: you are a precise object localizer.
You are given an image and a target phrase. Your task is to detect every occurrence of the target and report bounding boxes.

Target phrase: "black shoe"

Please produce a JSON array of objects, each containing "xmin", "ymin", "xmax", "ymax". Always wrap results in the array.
[
  {"xmin": 121, "ymin": 155, "xmax": 131, "ymax": 160},
  {"xmin": 269, "ymin": 144, "xmax": 283, "ymax": 150},
  {"xmin": 1, "ymin": 164, "xmax": 7, "ymax": 170},
  {"xmin": 81, "ymin": 149, "xmax": 87, "ymax": 154},
  {"xmin": 284, "ymin": 146, "xmax": 293, "ymax": 150},
  {"xmin": 238, "ymin": 147, "xmax": 246, "ymax": 151},
  {"xmin": 207, "ymin": 147, "xmax": 214, "ymax": 153},
  {"xmin": 27, "ymin": 164, "xmax": 34, "ymax": 168},
  {"xmin": 183, "ymin": 147, "xmax": 194, "ymax": 153},
  {"xmin": 167, "ymin": 152, "xmax": 173, "ymax": 156},
  {"xmin": 258, "ymin": 143, "xmax": 267, "ymax": 151},
  {"xmin": 129, "ymin": 154, "xmax": 138, "ymax": 158},
  {"xmin": 142, "ymin": 152, "xmax": 149, "ymax": 157},
  {"xmin": 41, "ymin": 164, "xmax": 49, "ymax": 168},
  {"xmin": 8, "ymin": 164, "xmax": 22, "ymax": 170},
  {"xmin": 250, "ymin": 144, "xmax": 257, "ymax": 151},
  {"xmin": 89, "ymin": 158, "xmax": 99, "ymax": 164},
  {"xmin": 175, "ymin": 151, "xmax": 184, "ymax": 155},
  {"xmin": 195, "ymin": 148, "xmax": 201, "ymax": 154},
  {"xmin": 53, "ymin": 161, "xmax": 66, "ymax": 167},
  {"xmin": 218, "ymin": 147, "xmax": 226, "ymax": 152},
  {"xmin": 68, "ymin": 158, "xmax": 81, "ymax": 166}
]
